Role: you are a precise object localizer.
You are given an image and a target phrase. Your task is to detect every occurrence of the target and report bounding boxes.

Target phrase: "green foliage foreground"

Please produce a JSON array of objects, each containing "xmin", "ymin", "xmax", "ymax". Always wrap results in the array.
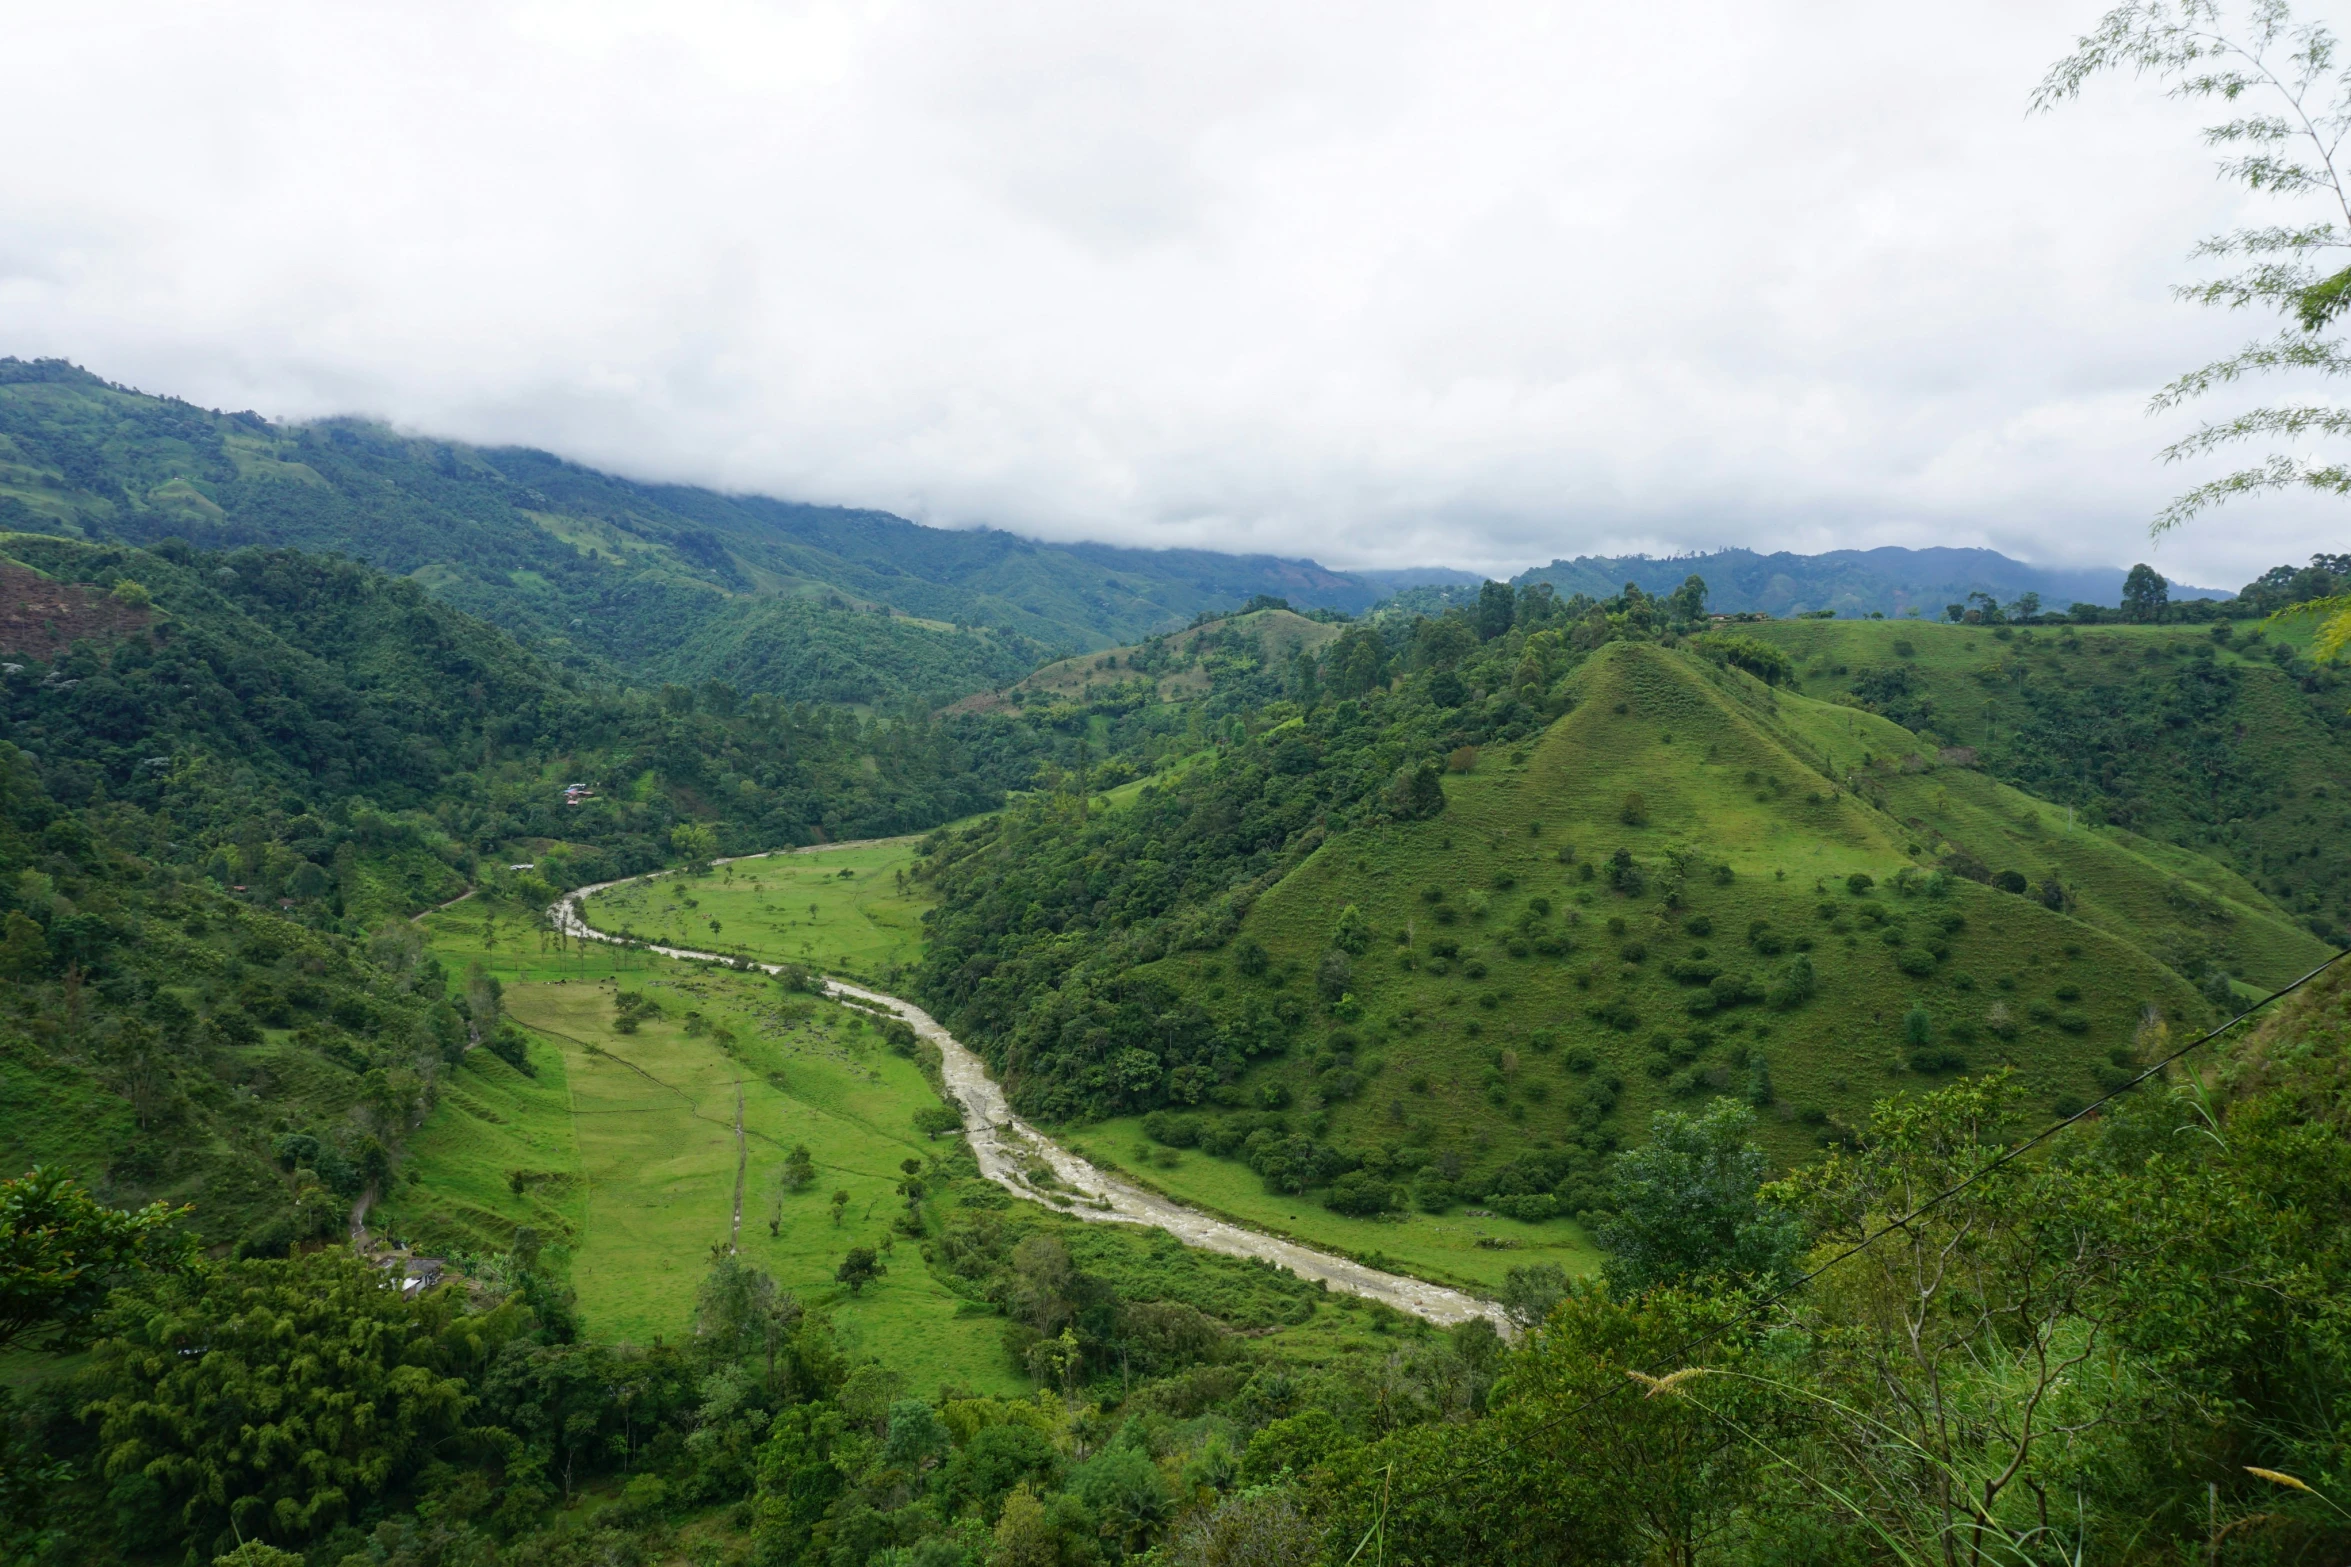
[{"xmin": 0, "ymin": 963, "xmax": 2345, "ymax": 1565}]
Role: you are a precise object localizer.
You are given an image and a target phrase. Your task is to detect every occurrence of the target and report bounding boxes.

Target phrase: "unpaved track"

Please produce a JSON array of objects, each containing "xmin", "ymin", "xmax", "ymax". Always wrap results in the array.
[{"xmin": 553, "ymin": 851, "xmax": 1509, "ymax": 1331}]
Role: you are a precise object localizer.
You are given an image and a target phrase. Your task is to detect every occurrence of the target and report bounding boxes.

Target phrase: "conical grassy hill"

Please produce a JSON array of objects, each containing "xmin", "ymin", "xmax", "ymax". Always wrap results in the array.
[{"xmin": 1112, "ymin": 641, "xmax": 2324, "ymax": 1203}]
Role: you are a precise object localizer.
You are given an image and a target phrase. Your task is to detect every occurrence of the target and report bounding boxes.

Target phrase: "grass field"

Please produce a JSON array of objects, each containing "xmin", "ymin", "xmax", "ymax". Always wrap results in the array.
[
  {"xmin": 402, "ymin": 868, "xmax": 1408, "ymax": 1391},
  {"xmin": 1073, "ymin": 1119, "xmax": 1600, "ymax": 1291},
  {"xmin": 383, "ymin": 911, "xmax": 1026, "ymax": 1393},
  {"xmin": 580, "ymin": 839, "xmax": 930, "ymax": 981}
]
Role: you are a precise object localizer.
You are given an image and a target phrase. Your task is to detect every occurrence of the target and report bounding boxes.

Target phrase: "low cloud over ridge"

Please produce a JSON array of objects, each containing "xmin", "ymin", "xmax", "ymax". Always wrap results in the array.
[{"xmin": 0, "ymin": 0, "xmax": 2339, "ymax": 585}]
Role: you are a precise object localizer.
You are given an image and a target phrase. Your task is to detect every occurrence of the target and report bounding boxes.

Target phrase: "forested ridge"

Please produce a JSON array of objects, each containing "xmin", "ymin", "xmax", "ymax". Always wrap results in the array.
[{"xmin": 0, "ymin": 359, "xmax": 1441, "ymax": 707}]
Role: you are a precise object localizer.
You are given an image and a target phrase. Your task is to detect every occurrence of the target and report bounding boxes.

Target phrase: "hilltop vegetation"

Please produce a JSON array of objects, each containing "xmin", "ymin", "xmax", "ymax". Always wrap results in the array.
[
  {"xmin": 1515, "ymin": 543, "xmax": 2234, "ymax": 617},
  {"xmin": 960, "ymin": 605, "xmax": 1346, "ymax": 715}
]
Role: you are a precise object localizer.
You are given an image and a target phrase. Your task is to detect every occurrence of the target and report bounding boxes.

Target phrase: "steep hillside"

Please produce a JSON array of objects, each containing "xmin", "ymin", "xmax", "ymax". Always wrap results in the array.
[
  {"xmin": 915, "ymin": 586, "xmax": 2327, "ymax": 1248},
  {"xmin": 1098, "ymin": 642, "xmax": 2300, "ymax": 1210},
  {"xmin": 0, "ymin": 532, "xmax": 1103, "ymax": 931},
  {"xmin": 1740, "ymin": 616, "xmax": 2351, "ymax": 942},
  {"xmin": 0, "ymin": 357, "xmax": 1454, "ymax": 703}
]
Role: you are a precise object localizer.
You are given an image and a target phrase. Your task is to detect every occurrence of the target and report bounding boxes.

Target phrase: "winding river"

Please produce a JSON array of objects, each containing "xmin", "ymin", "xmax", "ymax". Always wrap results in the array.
[{"xmin": 551, "ymin": 848, "xmax": 1510, "ymax": 1331}]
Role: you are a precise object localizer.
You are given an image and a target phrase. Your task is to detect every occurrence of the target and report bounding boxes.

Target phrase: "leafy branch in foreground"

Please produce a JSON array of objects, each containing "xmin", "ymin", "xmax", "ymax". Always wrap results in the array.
[
  {"xmin": 2036, "ymin": 0, "xmax": 2351, "ymax": 571},
  {"xmin": 0, "ymin": 1167, "xmax": 194, "ymax": 1353}
]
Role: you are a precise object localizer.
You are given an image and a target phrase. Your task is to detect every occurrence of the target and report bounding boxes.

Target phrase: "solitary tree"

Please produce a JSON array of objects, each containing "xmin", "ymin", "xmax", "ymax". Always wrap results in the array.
[
  {"xmin": 1386, "ymin": 760, "xmax": 1447, "ymax": 821},
  {"xmin": 2122, "ymin": 562, "xmax": 2170, "ymax": 622},
  {"xmin": 835, "ymin": 1246, "xmax": 885, "ymax": 1295},
  {"xmin": 783, "ymin": 1144, "xmax": 816, "ymax": 1192},
  {"xmin": 829, "ymin": 1189, "xmax": 850, "ymax": 1227}
]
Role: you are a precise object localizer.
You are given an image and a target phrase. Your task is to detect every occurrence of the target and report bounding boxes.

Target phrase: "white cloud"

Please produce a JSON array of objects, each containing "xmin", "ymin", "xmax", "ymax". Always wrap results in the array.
[{"xmin": 1, "ymin": 0, "xmax": 2341, "ymax": 589}]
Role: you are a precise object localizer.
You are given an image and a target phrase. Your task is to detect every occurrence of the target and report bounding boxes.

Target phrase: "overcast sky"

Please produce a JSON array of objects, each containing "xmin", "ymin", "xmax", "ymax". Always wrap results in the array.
[{"xmin": 3, "ymin": 1, "xmax": 2344, "ymax": 587}]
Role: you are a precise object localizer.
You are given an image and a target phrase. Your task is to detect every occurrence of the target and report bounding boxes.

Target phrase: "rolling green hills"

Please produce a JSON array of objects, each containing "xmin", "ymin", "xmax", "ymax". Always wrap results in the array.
[
  {"xmin": 1738, "ymin": 615, "xmax": 2351, "ymax": 941},
  {"xmin": 912, "ymin": 587, "xmax": 2330, "ymax": 1252}
]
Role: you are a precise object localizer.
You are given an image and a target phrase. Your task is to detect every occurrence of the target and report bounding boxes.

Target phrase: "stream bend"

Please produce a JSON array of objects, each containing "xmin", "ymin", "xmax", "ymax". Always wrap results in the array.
[{"xmin": 551, "ymin": 851, "xmax": 1509, "ymax": 1331}]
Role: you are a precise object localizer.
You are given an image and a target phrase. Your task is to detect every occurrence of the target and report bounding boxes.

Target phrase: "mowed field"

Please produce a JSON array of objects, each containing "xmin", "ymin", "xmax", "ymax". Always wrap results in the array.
[{"xmin": 581, "ymin": 839, "xmax": 929, "ymax": 980}]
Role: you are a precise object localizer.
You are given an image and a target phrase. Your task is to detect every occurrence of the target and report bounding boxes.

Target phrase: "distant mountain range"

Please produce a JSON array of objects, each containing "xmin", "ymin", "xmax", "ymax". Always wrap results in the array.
[{"xmin": 1518, "ymin": 546, "xmax": 2231, "ymax": 617}]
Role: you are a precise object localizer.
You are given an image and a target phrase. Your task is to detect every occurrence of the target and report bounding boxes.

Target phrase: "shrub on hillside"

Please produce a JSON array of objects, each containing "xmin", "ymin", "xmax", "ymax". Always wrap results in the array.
[
  {"xmin": 1330, "ymin": 905, "xmax": 1372, "ymax": 955},
  {"xmin": 1315, "ymin": 950, "xmax": 1352, "ymax": 1001},
  {"xmin": 1324, "ymin": 1173, "xmax": 1394, "ymax": 1217},
  {"xmin": 1703, "ymin": 635, "xmax": 1795, "ymax": 686},
  {"xmin": 1766, "ymin": 954, "xmax": 1817, "ymax": 1009},
  {"xmin": 1142, "ymin": 1111, "xmax": 1201, "ymax": 1148},
  {"xmin": 1387, "ymin": 761, "xmax": 1447, "ymax": 820}
]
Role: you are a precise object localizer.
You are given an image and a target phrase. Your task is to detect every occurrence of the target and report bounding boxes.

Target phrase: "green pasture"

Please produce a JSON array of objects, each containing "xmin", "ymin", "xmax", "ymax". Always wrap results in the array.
[
  {"xmin": 408, "ymin": 898, "xmax": 1019, "ymax": 1392},
  {"xmin": 503, "ymin": 975, "xmax": 1024, "ymax": 1395},
  {"xmin": 385, "ymin": 944, "xmax": 1406, "ymax": 1387},
  {"xmin": 1074, "ymin": 1122, "xmax": 1600, "ymax": 1291},
  {"xmin": 402, "ymin": 857, "xmax": 1420, "ymax": 1378},
  {"xmin": 367, "ymin": 1025, "xmax": 586, "ymax": 1264},
  {"xmin": 580, "ymin": 839, "xmax": 931, "ymax": 980}
]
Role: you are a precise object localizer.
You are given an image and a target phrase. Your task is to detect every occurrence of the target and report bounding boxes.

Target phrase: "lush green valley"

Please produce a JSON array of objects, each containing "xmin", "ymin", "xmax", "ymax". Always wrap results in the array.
[{"xmin": 5, "ymin": 486, "xmax": 2351, "ymax": 1567}]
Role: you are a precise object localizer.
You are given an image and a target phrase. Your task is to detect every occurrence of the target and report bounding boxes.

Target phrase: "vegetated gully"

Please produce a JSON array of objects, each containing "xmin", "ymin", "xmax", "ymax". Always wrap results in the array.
[{"xmin": 551, "ymin": 845, "xmax": 1511, "ymax": 1332}]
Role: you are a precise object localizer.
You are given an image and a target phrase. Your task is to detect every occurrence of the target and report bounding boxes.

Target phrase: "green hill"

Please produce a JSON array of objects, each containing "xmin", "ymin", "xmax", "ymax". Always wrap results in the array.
[
  {"xmin": 0, "ymin": 530, "xmax": 1084, "ymax": 1263},
  {"xmin": 0, "ymin": 357, "xmax": 1445, "ymax": 704},
  {"xmin": 914, "ymin": 593, "xmax": 2327, "ymax": 1246},
  {"xmin": 0, "ymin": 532, "xmax": 1086, "ymax": 908},
  {"xmin": 1737, "ymin": 616, "xmax": 2351, "ymax": 943},
  {"xmin": 1100, "ymin": 644, "xmax": 2310, "ymax": 1207}
]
